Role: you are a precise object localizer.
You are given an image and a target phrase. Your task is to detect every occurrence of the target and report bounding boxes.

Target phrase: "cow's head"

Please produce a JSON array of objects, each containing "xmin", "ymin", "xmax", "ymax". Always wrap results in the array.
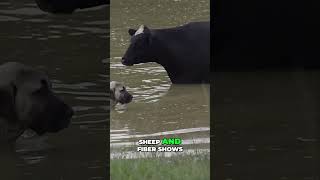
[{"xmin": 121, "ymin": 25, "xmax": 154, "ymax": 66}]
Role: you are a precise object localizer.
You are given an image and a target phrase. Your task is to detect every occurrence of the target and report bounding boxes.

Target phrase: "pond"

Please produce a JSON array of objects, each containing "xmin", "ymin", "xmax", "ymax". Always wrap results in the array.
[
  {"xmin": 110, "ymin": 0, "xmax": 210, "ymax": 159},
  {"xmin": 0, "ymin": 1, "xmax": 108, "ymax": 179}
]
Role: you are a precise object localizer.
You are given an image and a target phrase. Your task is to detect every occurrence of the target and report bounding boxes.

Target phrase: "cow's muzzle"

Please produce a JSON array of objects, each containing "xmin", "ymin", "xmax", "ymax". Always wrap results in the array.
[{"xmin": 121, "ymin": 58, "xmax": 134, "ymax": 66}]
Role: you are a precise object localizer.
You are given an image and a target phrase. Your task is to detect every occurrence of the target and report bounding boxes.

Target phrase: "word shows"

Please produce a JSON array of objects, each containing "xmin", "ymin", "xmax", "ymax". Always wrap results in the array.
[{"xmin": 137, "ymin": 138, "xmax": 183, "ymax": 152}]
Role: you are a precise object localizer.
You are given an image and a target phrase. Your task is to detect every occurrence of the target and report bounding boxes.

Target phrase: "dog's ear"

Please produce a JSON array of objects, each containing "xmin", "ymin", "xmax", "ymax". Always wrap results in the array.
[
  {"xmin": 110, "ymin": 87, "xmax": 115, "ymax": 101},
  {"xmin": 0, "ymin": 83, "xmax": 17, "ymax": 123}
]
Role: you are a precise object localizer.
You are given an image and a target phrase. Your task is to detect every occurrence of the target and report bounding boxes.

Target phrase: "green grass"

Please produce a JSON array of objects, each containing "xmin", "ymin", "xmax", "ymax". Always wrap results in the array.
[{"xmin": 110, "ymin": 154, "xmax": 210, "ymax": 180}]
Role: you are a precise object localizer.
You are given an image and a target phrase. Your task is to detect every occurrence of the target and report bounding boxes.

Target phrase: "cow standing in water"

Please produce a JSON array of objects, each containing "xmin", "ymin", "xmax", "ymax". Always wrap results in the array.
[{"xmin": 121, "ymin": 22, "xmax": 210, "ymax": 84}]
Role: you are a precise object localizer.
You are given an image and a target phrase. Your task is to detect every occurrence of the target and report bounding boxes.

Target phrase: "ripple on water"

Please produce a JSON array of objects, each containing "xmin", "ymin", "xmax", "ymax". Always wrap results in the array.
[
  {"xmin": 1, "ymin": 2, "xmax": 108, "ymax": 179},
  {"xmin": 24, "ymin": 18, "xmax": 50, "ymax": 23},
  {"xmin": 111, "ymin": 127, "xmax": 210, "ymax": 141},
  {"xmin": 0, "ymin": 15, "xmax": 20, "ymax": 21},
  {"xmin": 110, "ymin": 125, "xmax": 210, "ymax": 157},
  {"xmin": 74, "ymin": 27, "xmax": 106, "ymax": 34},
  {"xmin": 0, "ymin": 8, "xmax": 45, "ymax": 16},
  {"xmin": 111, "ymin": 49, "xmax": 209, "ymax": 159}
]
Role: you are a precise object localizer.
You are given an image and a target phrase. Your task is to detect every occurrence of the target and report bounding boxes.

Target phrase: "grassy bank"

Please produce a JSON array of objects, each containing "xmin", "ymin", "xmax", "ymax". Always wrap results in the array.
[{"xmin": 110, "ymin": 154, "xmax": 210, "ymax": 180}]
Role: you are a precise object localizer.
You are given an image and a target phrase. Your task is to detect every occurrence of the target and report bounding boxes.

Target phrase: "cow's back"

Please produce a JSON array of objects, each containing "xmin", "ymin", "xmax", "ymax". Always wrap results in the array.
[
  {"xmin": 154, "ymin": 21, "xmax": 210, "ymax": 61},
  {"xmin": 174, "ymin": 21, "xmax": 210, "ymax": 66},
  {"xmin": 180, "ymin": 21, "xmax": 210, "ymax": 43},
  {"xmin": 183, "ymin": 21, "xmax": 210, "ymax": 34},
  {"xmin": 152, "ymin": 21, "xmax": 210, "ymax": 83},
  {"xmin": 186, "ymin": 21, "xmax": 210, "ymax": 55}
]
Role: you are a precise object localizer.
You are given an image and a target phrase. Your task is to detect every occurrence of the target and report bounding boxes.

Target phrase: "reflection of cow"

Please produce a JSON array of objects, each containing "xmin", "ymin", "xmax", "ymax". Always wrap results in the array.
[
  {"xmin": 122, "ymin": 22, "xmax": 210, "ymax": 84},
  {"xmin": 35, "ymin": 0, "xmax": 109, "ymax": 14},
  {"xmin": 0, "ymin": 62, "xmax": 73, "ymax": 142}
]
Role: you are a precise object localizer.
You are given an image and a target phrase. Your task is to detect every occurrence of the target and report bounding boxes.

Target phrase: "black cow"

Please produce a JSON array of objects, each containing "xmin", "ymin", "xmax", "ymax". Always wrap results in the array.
[
  {"xmin": 121, "ymin": 22, "xmax": 210, "ymax": 84},
  {"xmin": 35, "ymin": 0, "xmax": 109, "ymax": 13}
]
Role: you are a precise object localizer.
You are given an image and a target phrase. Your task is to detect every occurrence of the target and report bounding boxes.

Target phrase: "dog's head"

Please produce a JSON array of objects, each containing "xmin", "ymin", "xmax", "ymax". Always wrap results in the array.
[
  {"xmin": 110, "ymin": 81, "xmax": 133, "ymax": 105},
  {"xmin": 0, "ymin": 62, "xmax": 73, "ymax": 140}
]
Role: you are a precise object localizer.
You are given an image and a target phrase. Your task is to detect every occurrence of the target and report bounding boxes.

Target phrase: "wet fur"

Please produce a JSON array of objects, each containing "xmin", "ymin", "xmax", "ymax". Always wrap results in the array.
[
  {"xmin": 110, "ymin": 81, "xmax": 133, "ymax": 108},
  {"xmin": 0, "ymin": 62, "xmax": 73, "ymax": 142}
]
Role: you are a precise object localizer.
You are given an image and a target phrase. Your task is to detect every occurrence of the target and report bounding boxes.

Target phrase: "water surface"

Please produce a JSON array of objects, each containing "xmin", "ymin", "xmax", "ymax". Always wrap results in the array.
[
  {"xmin": 110, "ymin": 0, "xmax": 210, "ymax": 159},
  {"xmin": 0, "ymin": 1, "xmax": 108, "ymax": 179}
]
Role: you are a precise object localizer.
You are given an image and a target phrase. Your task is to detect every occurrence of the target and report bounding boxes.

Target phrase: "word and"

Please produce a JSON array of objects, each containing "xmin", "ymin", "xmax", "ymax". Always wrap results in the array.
[{"xmin": 136, "ymin": 138, "xmax": 183, "ymax": 152}]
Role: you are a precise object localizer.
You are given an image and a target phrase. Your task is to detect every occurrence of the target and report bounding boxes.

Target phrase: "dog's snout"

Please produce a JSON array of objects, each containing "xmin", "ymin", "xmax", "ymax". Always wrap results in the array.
[
  {"xmin": 61, "ymin": 104, "xmax": 73, "ymax": 128},
  {"xmin": 128, "ymin": 94, "xmax": 133, "ymax": 101},
  {"xmin": 125, "ymin": 93, "xmax": 133, "ymax": 103},
  {"xmin": 66, "ymin": 106, "xmax": 74, "ymax": 118},
  {"xmin": 110, "ymin": 81, "xmax": 133, "ymax": 106},
  {"xmin": 58, "ymin": 99, "xmax": 74, "ymax": 118}
]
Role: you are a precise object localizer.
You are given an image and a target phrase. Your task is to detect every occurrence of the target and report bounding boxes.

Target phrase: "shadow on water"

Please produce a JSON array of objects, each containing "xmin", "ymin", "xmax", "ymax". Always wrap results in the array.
[{"xmin": 1, "ymin": 1, "xmax": 108, "ymax": 179}]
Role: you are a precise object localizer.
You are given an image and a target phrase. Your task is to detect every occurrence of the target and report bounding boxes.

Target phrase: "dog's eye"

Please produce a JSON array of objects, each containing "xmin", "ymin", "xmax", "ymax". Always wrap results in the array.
[
  {"xmin": 33, "ymin": 79, "xmax": 48, "ymax": 95},
  {"xmin": 120, "ymin": 87, "xmax": 126, "ymax": 92},
  {"xmin": 40, "ymin": 79, "xmax": 48, "ymax": 87}
]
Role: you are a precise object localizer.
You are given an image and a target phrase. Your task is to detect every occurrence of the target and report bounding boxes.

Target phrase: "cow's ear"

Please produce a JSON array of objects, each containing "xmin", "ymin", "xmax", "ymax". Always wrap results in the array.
[{"xmin": 128, "ymin": 29, "xmax": 137, "ymax": 36}]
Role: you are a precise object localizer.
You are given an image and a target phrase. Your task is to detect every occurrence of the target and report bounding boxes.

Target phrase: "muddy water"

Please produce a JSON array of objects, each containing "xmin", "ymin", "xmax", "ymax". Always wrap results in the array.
[
  {"xmin": 110, "ymin": 0, "xmax": 210, "ymax": 158},
  {"xmin": 0, "ymin": 1, "xmax": 108, "ymax": 180}
]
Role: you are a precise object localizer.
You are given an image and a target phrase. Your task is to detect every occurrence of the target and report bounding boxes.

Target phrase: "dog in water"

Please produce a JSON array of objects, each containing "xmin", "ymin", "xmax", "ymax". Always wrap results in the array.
[
  {"xmin": 110, "ymin": 81, "xmax": 133, "ymax": 107},
  {"xmin": 0, "ymin": 62, "xmax": 73, "ymax": 142}
]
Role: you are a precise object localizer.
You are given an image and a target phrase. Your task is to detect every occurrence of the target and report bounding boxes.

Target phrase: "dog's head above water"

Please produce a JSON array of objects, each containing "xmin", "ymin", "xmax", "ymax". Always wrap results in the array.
[
  {"xmin": 110, "ymin": 81, "xmax": 133, "ymax": 107},
  {"xmin": 0, "ymin": 62, "xmax": 73, "ymax": 142}
]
